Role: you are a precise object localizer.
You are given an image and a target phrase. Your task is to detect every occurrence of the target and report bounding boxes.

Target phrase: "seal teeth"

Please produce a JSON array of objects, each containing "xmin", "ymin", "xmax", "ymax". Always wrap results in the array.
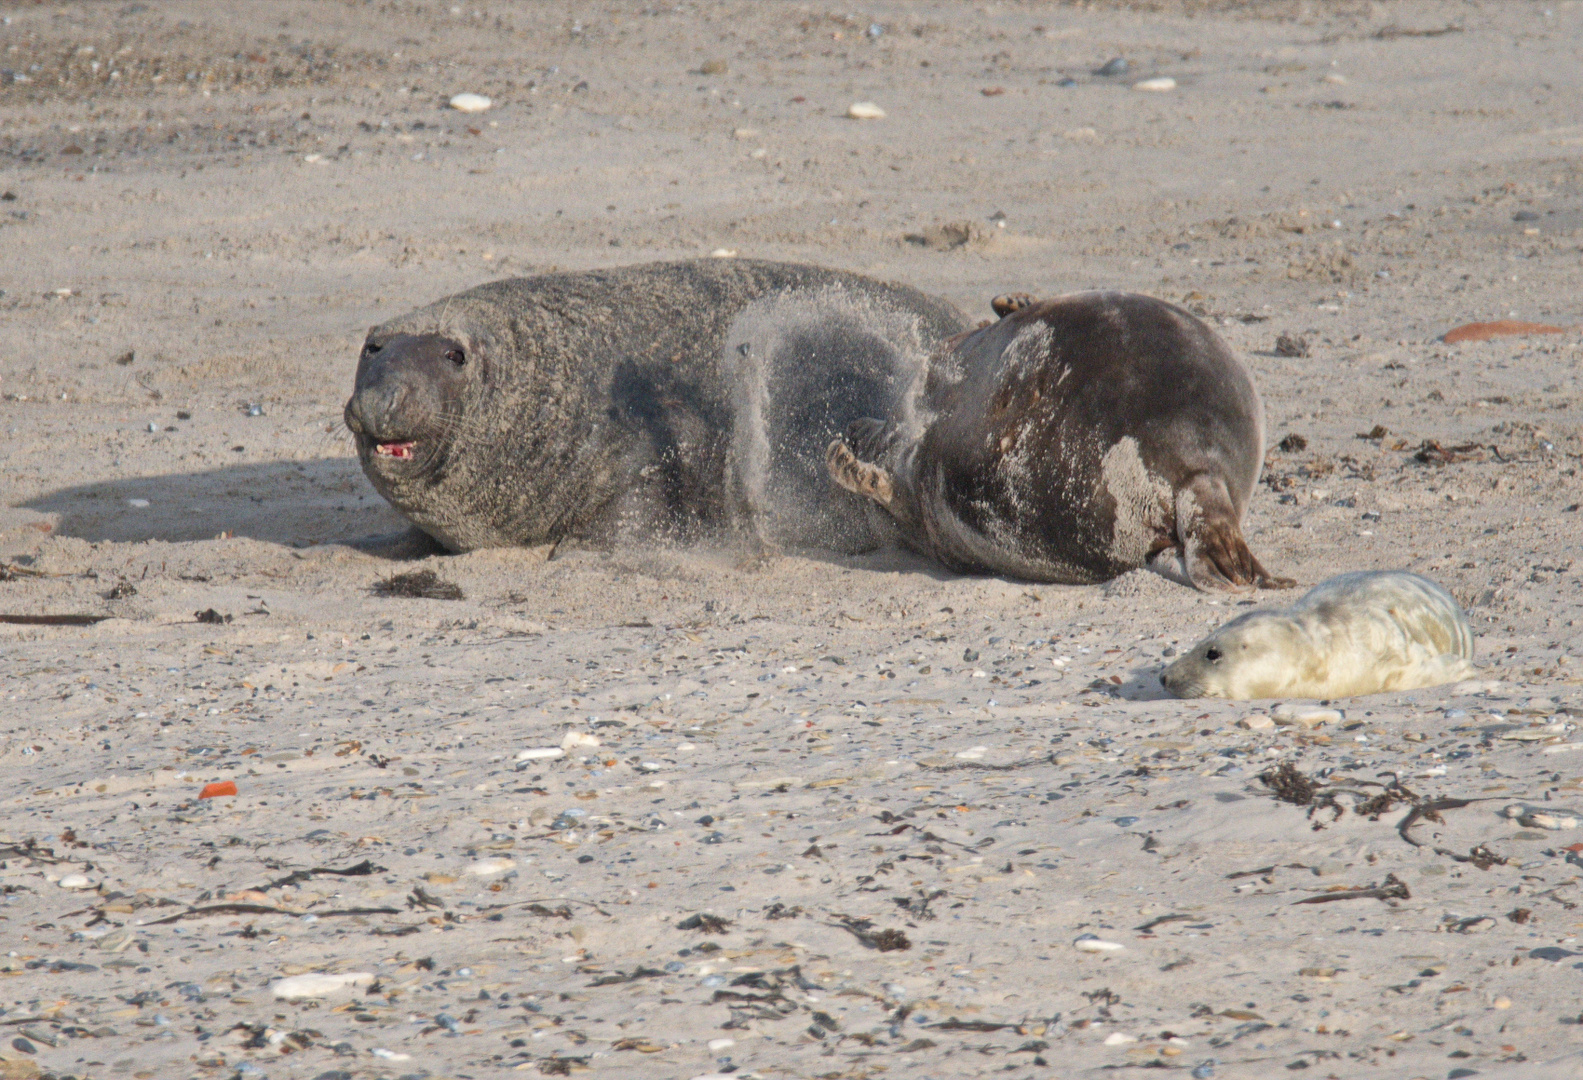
[{"xmin": 375, "ymin": 441, "xmax": 418, "ymax": 460}]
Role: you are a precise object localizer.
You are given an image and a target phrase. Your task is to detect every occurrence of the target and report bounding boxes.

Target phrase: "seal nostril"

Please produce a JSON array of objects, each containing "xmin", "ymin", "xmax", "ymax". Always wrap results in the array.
[
  {"xmin": 1205, "ymin": 648, "xmax": 1222, "ymax": 662},
  {"xmin": 446, "ymin": 348, "xmax": 466, "ymax": 367}
]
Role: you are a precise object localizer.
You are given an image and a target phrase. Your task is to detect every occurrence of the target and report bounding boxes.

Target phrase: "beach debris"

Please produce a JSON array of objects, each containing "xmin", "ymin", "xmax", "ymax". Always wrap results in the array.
[
  {"xmin": 1261, "ymin": 762, "xmax": 1319, "ymax": 805},
  {"xmin": 1291, "ymin": 873, "xmax": 1410, "ymax": 904},
  {"xmin": 709, "ymin": 247, "xmax": 737, "ymax": 258},
  {"xmin": 562, "ymin": 730, "xmax": 602, "ymax": 750},
  {"xmin": 372, "ymin": 569, "xmax": 464, "ymax": 600},
  {"xmin": 0, "ymin": 614, "xmax": 109, "ymax": 626},
  {"xmin": 257, "ymin": 859, "xmax": 384, "ymax": 891},
  {"xmin": 1093, "ymin": 57, "xmax": 1128, "ymax": 76},
  {"xmin": 1274, "ymin": 333, "xmax": 1310, "ymax": 358},
  {"xmin": 677, "ymin": 912, "xmax": 733, "ymax": 934},
  {"xmin": 1277, "ymin": 433, "xmax": 1308, "ymax": 452},
  {"xmin": 58, "ymin": 873, "xmax": 93, "ymax": 890},
  {"xmin": 1272, "ymin": 704, "xmax": 1343, "ymax": 728},
  {"xmin": 449, "ymin": 92, "xmax": 492, "ymax": 113},
  {"xmin": 1104, "ymin": 1031, "xmax": 1139, "ymax": 1044},
  {"xmin": 464, "ymin": 857, "xmax": 515, "ymax": 876},
  {"xmin": 1503, "ymin": 805, "xmax": 1579, "ymax": 830},
  {"xmin": 1074, "ymin": 935, "xmax": 1125, "ymax": 953},
  {"xmin": 516, "ymin": 747, "xmax": 565, "ymax": 762},
  {"xmin": 1443, "ymin": 319, "xmax": 1566, "ymax": 344},
  {"xmin": 1411, "ymin": 440, "xmax": 1491, "ymax": 465},
  {"xmin": 1135, "ymin": 913, "xmax": 1193, "ymax": 932},
  {"xmin": 270, "ymin": 972, "xmax": 375, "ymax": 1000},
  {"xmin": 193, "ymin": 608, "xmax": 232, "ymax": 624},
  {"xmin": 829, "ymin": 914, "xmax": 910, "ymax": 951},
  {"xmin": 699, "ymin": 59, "xmax": 728, "ymax": 75},
  {"xmin": 198, "ymin": 780, "xmax": 238, "ymax": 799},
  {"xmin": 903, "ymin": 221, "xmax": 987, "ymax": 250},
  {"xmin": 1133, "ymin": 77, "xmax": 1176, "ymax": 92},
  {"xmin": 846, "ymin": 101, "xmax": 885, "ymax": 119}
]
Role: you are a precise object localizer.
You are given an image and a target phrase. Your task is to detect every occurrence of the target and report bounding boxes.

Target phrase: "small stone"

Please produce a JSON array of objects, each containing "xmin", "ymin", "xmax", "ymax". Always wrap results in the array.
[
  {"xmin": 561, "ymin": 730, "xmax": 601, "ymax": 750},
  {"xmin": 127, "ymin": 498, "xmax": 150, "ymax": 507},
  {"xmin": 707, "ymin": 1037, "xmax": 736, "ymax": 1051},
  {"xmin": 954, "ymin": 746, "xmax": 988, "ymax": 760},
  {"xmin": 1104, "ymin": 1032, "xmax": 1138, "ymax": 1045},
  {"xmin": 1062, "ymin": 126, "xmax": 1099, "ymax": 141},
  {"xmin": 1074, "ymin": 935, "xmax": 1124, "ymax": 953},
  {"xmin": 1133, "ymin": 77, "xmax": 1177, "ymax": 92},
  {"xmin": 449, "ymin": 92, "xmax": 492, "ymax": 114},
  {"xmin": 699, "ymin": 59, "xmax": 728, "ymax": 76},
  {"xmin": 1240, "ymin": 714, "xmax": 1275, "ymax": 731},
  {"xmin": 515, "ymin": 747, "xmax": 565, "ymax": 762},
  {"xmin": 1493, "ymin": 996, "xmax": 1512, "ymax": 1009},
  {"xmin": 465, "ymin": 857, "xmax": 515, "ymax": 876},
  {"xmin": 270, "ymin": 972, "xmax": 375, "ymax": 1000},
  {"xmin": 371, "ymin": 1048, "xmax": 411, "ymax": 1061},
  {"xmin": 1323, "ymin": 72, "xmax": 1348, "ymax": 85},
  {"xmin": 58, "ymin": 873, "xmax": 93, "ymax": 890},
  {"xmin": 1520, "ymin": 811, "xmax": 1579, "ymax": 831},
  {"xmin": 1093, "ymin": 57, "xmax": 1128, "ymax": 76},
  {"xmin": 709, "ymin": 248, "xmax": 738, "ymax": 258},
  {"xmin": 1272, "ymin": 704, "xmax": 1342, "ymax": 728},
  {"xmin": 731, "ymin": 127, "xmax": 759, "ymax": 140},
  {"xmin": 846, "ymin": 101, "xmax": 885, "ymax": 120}
]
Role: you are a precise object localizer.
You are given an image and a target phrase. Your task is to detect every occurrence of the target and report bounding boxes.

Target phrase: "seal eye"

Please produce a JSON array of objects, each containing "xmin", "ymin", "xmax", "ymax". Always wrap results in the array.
[
  {"xmin": 1205, "ymin": 647, "xmax": 1222, "ymax": 662},
  {"xmin": 362, "ymin": 341, "xmax": 381, "ymax": 357},
  {"xmin": 446, "ymin": 347, "xmax": 466, "ymax": 367}
]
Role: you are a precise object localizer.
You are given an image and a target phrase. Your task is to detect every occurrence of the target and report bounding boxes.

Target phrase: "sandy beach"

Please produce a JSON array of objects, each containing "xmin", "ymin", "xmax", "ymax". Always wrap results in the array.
[{"xmin": 3, "ymin": 2, "xmax": 1583, "ymax": 1078}]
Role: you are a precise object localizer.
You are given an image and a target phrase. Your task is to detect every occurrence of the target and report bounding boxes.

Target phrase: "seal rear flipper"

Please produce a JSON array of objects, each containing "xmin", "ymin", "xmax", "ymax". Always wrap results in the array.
[{"xmin": 1175, "ymin": 475, "xmax": 1294, "ymax": 592}]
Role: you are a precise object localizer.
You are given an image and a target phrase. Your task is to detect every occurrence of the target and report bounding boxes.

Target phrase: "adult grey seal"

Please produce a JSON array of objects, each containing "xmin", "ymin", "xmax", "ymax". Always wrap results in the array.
[
  {"xmin": 825, "ymin": 290, "xmax": 1289, "ymax": 590},
  {"xmin": 1159, "ymin": 570, "xmax": 1476, "ymax": 700},
  {"xmin": 343, "ymin": 259, "xmax": 969, "ymax": 553}
]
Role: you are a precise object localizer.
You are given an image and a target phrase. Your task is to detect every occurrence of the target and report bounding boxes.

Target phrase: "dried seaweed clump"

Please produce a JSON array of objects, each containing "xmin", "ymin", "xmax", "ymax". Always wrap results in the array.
[{"xmin": 373, "ymin": 569, "xmax": 464, "ymax": 601}]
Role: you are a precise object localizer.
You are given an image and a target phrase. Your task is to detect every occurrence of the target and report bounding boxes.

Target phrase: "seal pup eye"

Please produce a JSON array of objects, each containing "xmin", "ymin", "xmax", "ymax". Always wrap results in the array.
[
  {"xmin": 1205, "ymin": 647, "xmax": 1222, "ymax": 662},
  {"xmin": 446, "ymin": 347, "xmax": 466, "ymax": 367},
  {"xmin": 362, "ymin": 341, "xmax": 381, "ymax": 356}
]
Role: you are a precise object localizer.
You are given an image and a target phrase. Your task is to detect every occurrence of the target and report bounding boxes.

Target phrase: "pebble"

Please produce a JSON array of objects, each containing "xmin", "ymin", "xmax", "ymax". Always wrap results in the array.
[
  {"xmin": 699, "ymin": 59, "xmax": 728, "ymax": 76},
  {"xmin": 1062, "ymin": 127, "xmax": 1099, "ymax": 141},
  {"xmin": 1272, "ymin": 704, "xmax": 1343, "ymax": 728},
  {"xmin": 846, "ymin": 101, "xmax": 885, "ymax": 120},
  {"xmin": 516, "ymin": 747, "xmax": 565, "ymax": 762},
  {"xmin": 1493, "ymin": 996, "xmax": 1512, "ymax": 1009},
  {"xmin": 954, "ymin": 746, "xmax": 988, "ymax": 760},
  {"xmin": 562, "ymin": 730, "xmax": 601, "ymax": 750},
  {"xmin": 270, "ymin": 972, "xmax": 376, "ymax": 1000},
  {"xmin": 58, "ymin": 873, "xmax": 93, "ymax": 890},
  {"xmin": 371, "ymin": 1048, "xmax": 411, "ymax": 1061},
  {"xmin": 1094, "ymin": 57, "xmax": 1129, "ymax": 76},
  {"xmin": 127, "ymin": 498, "xmax": 150, "ymax": 507},
  {"xmin": 1240, "ymin": 714, "xmax": 1275, "ymax": 731},
  {"xmin": 449, "ymin": 92, "xmax": 492, "ymax": 114},
  {"xmin": 465, "ymin": 857, "xmax": 516, "ymax": 876},
  {"xmin": 1133, "ymin": 77, "xmax": 1177, "ymax": 92},
  {"xmin": 1192, "ymin": 1064, "xmax": 1217, "ymax": 1079},
  {"xmin": 708, "ymin": 1037, "xmax": 736, "ymax": 1051},
  {"xmin": 1104, "ymin": 1032, "xmax": 1138, "ymax": 1045},
  {"xmin": 1323, "ymin": 72, "xmax": 1348, "ymax": 85},
  {"xmin": 709, "ymin": 248, "xmax": 738, "ymax": 258},
  {"xmin": 1074, "ymin": 935, "xmax": 1124, "ymax": 953}
]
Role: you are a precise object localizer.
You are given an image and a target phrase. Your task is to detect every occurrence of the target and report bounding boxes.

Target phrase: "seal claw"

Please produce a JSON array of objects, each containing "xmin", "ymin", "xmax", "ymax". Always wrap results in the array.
[
  {"xmin": 826, "ymin": 438, "xmax": 895, "ymax": 506},
  {"xmin": 991, "ymin": 293, "xmax": 1036, "ymax": 318}
]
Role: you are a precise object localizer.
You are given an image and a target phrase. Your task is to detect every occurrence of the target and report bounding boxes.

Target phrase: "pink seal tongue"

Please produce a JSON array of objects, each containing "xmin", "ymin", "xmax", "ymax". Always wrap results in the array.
[{"xmin": 374, "ymin": 441, "xmax": 417, "ymax": 460}]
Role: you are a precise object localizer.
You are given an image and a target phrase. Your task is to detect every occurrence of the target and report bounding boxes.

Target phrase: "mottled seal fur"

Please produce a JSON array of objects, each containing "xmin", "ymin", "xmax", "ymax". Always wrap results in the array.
[
  {"xmin": 826, "ymin": 290, "xmax": 1288, "ymax": 590},
  {"xmin": 1159, "ymin": 570, "xmax": 1476, "ymax": 700},
  {"xmin": 343, "ymin": 259, "xmax": 969, "ymax": 553}
]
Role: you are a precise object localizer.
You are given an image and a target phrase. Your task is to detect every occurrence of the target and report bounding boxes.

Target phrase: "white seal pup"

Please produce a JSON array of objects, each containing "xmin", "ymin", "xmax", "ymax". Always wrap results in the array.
[{"xmin": 1159, "ymin": 570, "xmax": 1476, "ymax": 700}]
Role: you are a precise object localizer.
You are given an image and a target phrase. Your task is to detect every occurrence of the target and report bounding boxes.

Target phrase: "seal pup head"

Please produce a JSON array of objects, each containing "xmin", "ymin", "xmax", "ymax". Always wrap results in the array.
[
  {"xmin": 344, "ymin": 330, "xmax": 476, "ymax": 483},
  {"xmin": 1158, "ymin": 610, "xmax": 1313, "ymax": 699}
]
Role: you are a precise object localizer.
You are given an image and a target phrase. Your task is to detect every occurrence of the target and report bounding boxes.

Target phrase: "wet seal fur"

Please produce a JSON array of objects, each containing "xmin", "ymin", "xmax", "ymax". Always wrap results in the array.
[
  {"xmin": 343, "ymin": 259, "xmax": 968, "ymax": 553},
  {"xmin": 826, "ymin": 290, "xmax": 1289, "ymax": 590},
  {"xmin": 1159, "ymin": 570, "xmax": 1476, "ymax": 700}
]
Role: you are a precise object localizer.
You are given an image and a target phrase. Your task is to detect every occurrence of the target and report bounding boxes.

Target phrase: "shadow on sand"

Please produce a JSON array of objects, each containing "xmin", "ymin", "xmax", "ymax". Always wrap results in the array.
[{"xmin": 22, "ymin": 457, "xmax": 418, "ymax": 550}]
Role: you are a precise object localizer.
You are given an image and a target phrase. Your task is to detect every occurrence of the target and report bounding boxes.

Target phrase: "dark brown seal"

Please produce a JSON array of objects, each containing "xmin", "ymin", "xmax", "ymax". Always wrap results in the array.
[
  {"xmin": 826, "ymin": 291, "xmax": 1290, "ymax": 590},
  {"xmin": 343, "ymin": 259, "xmax": 969, "ymax": 553}
]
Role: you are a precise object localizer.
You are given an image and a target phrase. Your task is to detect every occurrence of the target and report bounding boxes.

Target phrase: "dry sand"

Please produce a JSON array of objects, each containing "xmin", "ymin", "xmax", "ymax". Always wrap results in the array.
[{"xmin": 3, "ymin": 2, "xmax": 1583, "ymax": 1078}]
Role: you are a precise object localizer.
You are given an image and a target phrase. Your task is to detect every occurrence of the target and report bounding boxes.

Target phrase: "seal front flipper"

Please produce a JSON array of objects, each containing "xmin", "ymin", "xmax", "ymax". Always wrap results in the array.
[
  {"xmin": 826, "ymin": 432, "xmax": 895, "ymax": 506},
  {"xmin": 1171, "ymin": 474, "xmax": 1294, "ymax": 592}
]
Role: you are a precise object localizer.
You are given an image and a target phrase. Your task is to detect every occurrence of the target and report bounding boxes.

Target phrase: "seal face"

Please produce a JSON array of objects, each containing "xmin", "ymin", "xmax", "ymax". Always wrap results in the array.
[
  {"xmin": 343, "ymin": 259, "xmax": 969, "ymax": 553},
  {"xmin": 1159, "ymin": 570, "xmax": 1477, "ymax": 700},
  {"xmin": 825, "ymin": 291, "xmax": 1290, "ymax": 590}
]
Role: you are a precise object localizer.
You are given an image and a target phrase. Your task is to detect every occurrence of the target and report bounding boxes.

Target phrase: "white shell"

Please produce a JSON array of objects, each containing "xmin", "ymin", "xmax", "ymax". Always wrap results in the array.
[
  {"xmin": 846, "ymin": 101, "xmax": 885, "ymax": 120},
  {"xmin": 449, "ymin": 92, "xmax": 492, "ymax": 114},
  {"xmin": 1074, "ymin": 936, "xmax": 1125, "ymax": 953},
  {"xmin": 270, "ymin": 972, "xmax": 375, "ymax": 1000},
  {"xmin": 516, "ymin": 747, "xmax": 565, "ymax": 761},
  {"xmin": 1133, "ymin": 77, "xmax": 1177, "ymax": 92}
]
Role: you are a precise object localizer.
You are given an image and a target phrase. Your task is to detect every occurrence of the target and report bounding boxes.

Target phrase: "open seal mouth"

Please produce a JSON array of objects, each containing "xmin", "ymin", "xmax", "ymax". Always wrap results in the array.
[{"xmin": 374, "ymin": 440, "xmax": 418, "ymax": 460}]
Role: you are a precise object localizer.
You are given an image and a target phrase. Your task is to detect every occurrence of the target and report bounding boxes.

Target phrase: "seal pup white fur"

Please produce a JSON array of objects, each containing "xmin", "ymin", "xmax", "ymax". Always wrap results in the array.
[{"xmin": 1159, "ymin": 570, "xmax": 1476, "ymax": 700}]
